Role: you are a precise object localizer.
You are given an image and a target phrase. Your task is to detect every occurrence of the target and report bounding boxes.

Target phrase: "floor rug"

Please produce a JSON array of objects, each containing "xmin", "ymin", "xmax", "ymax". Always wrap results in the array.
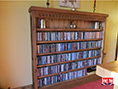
[{"xmin": 71, "ymin": 79, "xmax": 113, "ymax": 89}]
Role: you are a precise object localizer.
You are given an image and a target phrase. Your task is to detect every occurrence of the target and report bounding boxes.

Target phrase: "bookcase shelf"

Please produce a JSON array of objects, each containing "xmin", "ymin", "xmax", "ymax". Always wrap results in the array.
[
  {"xmin": 37, "ymin": 28, "xmax": 103, "ymax": 32},
  {"xmin": 37, "ymin": 56, "xmax": 100, "ymax": 67},
  {"xmin": 37, "ymin": 38, "xmax": 102, "ymax": 44},
  {"xmin": 37, "ymin": 47, "xmax": 101, "ymax": 56},
  {"xmin": 29, "ymin": 6, "xmax": 108, "ymax": 89},
  {"xmin": 38, "ymin": 65, "xmax": 96, "ymax": 79}
]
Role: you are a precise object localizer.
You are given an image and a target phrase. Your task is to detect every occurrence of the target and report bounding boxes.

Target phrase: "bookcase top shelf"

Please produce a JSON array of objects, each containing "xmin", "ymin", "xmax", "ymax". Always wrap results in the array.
[
  {"xmin": 37, "ymin": 29, "xmax": 103, "ymax": 32},
  {"xmin": 29, "ymin": 6, "xmax": 108, "ymax": 18},
  {"xmin": 29, "ymin": 6, "xmax": 108, "ymax": 21}
]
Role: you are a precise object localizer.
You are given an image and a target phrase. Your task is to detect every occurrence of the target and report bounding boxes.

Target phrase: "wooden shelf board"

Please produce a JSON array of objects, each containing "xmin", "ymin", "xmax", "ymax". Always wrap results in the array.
[
  {"xmin": 38, "ymin": 74, "xmax": 100, "ymax": 89},
  {"xmin": 37, "ymin": 38, "xmax": 102, "ymax": 44},
  {"xmin": 37, "ymin": 56, "xmax": 101, "ymax": 67},
  {"xmin": 37, "ymin": 47, "xmax": 101, "ymax": 56},
  {"xmin": 38, "ymin": 65, "xmax": 96, "ymax": 79},
  {"xmin": 37, "ymin": 28, "xmax": 103, "ymax": 32}
]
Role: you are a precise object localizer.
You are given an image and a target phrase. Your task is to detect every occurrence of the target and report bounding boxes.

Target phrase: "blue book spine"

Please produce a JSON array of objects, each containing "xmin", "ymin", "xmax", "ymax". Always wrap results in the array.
[
  {"xmin": 70, "ymin": 43, "xmax": 73, "ymax": 50},
  {"xmin": 81, "ymin": 42, "xmax": 83, "ymax": 49},
  {"xmin": 53, "ymin": 66, "xmax": 55, "ymax": 74},
  {"xmin": 42, "ymin": 56, "xmax": 44, "ymax": 65},
  {"xmin": 42, "ymin": 45, "xmax": 44, "ymax": 53},
  {"xmin": 74, "ymin": 53, "xmax": 76, "ymax": 60},
  {"xmin": 38, "ymin": 57, "xmax": 40, "ymax": 65},
  {"xmin": 56, "ymin": 76, "xmax": 57, "ymax": 83},
  {"xmin": 55, "ymin": 32, "xmax": 58, "ymax": 41},
  {"xmin": 44, "ymin": 56, "xmax": 46, "ymax": 64},
  {"xmin": 61, "ymin": 43, "xmax": 64, "ymax": 51},
  {"xmin": 83, "ymin": 51, "xmax": 87, "ymax": 58},
  {"xmin": 47, "ymin": 77, "xmax": 49, "ymax": 85},
  {"xmin": 68, "ymin": 43, "xmax": 71, "ymax": 50}
]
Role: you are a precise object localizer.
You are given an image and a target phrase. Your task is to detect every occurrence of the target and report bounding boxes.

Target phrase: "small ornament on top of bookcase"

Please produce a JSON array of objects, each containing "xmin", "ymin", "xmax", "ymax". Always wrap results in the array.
[
  {"xmin": 70, "ymin": 21, "xmax": 77, "ymax": 29},
  {"xmin": 37, "ymin": 19, "xmax": 46, "ymax": 28},
  {"xmin": 94, "ymin": 22, "xmax": 99, "ymax": 29},
  {"xmin": 94, "ymin": 22, "xmax": 103, "ymax": 29}
]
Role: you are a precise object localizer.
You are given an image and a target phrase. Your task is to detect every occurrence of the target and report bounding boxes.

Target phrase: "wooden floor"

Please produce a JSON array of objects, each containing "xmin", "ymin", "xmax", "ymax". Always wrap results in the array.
[{"xmin": 13, "ymin": 74, "xmax": 101, "ymax": 89}]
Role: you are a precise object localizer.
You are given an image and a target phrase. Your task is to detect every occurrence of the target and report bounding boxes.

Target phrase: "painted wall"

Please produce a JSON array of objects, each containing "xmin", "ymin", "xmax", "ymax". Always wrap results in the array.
[{"xmin": 0, "ymin": 1, "xmax": 117, "ymax": 88}]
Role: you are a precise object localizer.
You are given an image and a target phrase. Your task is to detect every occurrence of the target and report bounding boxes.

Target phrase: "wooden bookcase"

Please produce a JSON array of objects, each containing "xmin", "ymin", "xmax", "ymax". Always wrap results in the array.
[{"xmin": 29, "ymin": 6, "xmax": 108, "ymax": 89}]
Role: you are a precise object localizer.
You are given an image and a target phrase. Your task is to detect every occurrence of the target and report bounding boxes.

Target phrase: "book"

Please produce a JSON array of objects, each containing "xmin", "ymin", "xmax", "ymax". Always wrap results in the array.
[
  {"xmin": 56, "ymin": 43, "xmax": 61, "ymax": 52},
  {"xmin": 61, "ymin": 64, "xmax": 64, "ymax": 72},
  {"xmin": 57, "ymin": 54, "xmax": 61, "ymax": 62},
  {"xmin": 47, "ymin": 77, "xmax": 51, "ymax": 85},
  {"xmin": 51, "ymin": 44, "xmax": 55, "ymax": 52},
  {"xmin": 55, "ymin": 32, "xmax": 58, "ymax": 41},
  {"xmin": 57, "ymin": 74, "xmax": 60, "ymax": 82},
  {"xmin": 81, "ymin": 32, "xmax": 84, "ymax": 39},
  {"xmin": 83, "ymin": 51, "xmax": 87, "ymax": 58},
  {"xmin": 71, "ymin": 32, "xmax": 75, "ymax": 40},
  {"xmin": 77, "ymin": 32, "xmax": 80, "ymax": 39},
  {"xmin": 60, "ymin": 54, "xmax": 64, "ymax": 62},
  {"xmin": 57, "ymin": 65, "xmax": 60, "ymax": 73},
  {"xmin": 68, "ymin": 43, "xmax": 71, "ymax": 50},
  {"xmin": 37, "ymin": 32, "xmax": 40, "ymax": 41},
  {"xmin": 51, "ymin": 76, "xmax": 54, "ymax": 84},
  {"xmin": 45, "ymin": 32, "xmax": 48, "ymax": 41},
  {"xmin": 61, "ymin": 43, "xmax": 64, "ymax": 51},
  {"xmin": 64, "ymin": 32, "xmax": 67, "ymax": 40},
  {"xmin": 73, "ymin": 43, "xmax": 77, "ymax": 50},
  {"xmin": 72, "ymin": 53, "xmax": 76, "ymax": 60},
  {"xmin": 60, "ymin": 32, "xmax": 64, "ymax": 40},
  {"xmin": 51, "ymin": 55, "xmax": 54, "ymax": 64},
  {"xmin": 64, "ymin": 43, "xmax": 67, "ymax": 51},
  {"xmin": 69, "ymin": 72, "xmax": 71, "ymax": 80},
  {"xmin": 68, "ymin": 53, "xmax": 72, "ymax": 61},
  {"xmin": 70, "ymin": 43, "xmax": 73, "ymax": 50},
  {"xmin": 39, "ymin": 79, "xmax": 42, "ymax": 87},
  {"xmin": 74, "ymin": 32, "xmax": 77, "ymax": 40},
  {"xmin": 67, "ymin": 32, "xmax": 70, "ymax": 40},
  {"xmin": 47, "ymin": 32, "xmax": 51, "ymax": 41},
  {"xmin": 47, "ymin": 56, "xmax": 50, "ymax": 64},
  {"xmin": 58, "ymin": 32, "xmax": 61, "ymax": 40}
]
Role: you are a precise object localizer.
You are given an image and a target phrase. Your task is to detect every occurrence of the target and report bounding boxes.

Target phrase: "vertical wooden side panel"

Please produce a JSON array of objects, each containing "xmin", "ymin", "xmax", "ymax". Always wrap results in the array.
[
  {"xmin": 101, "ymin": 20, "xmax": 107, "ymax": 64},
  {"xmin": 30, "ymin": 11, "xmax": 38, "ymax": 89}
]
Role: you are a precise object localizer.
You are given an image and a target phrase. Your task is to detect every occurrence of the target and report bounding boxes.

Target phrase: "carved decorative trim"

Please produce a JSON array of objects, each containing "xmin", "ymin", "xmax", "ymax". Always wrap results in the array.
[
  {"xmin": 29, "ymin": 6, "xmax": 108, "ymax": 22},
  {"xmin": 29, "ymin": 7, "xmax": 108, "ymax": 21},
  {"xmin": 35, "ymin": 11, "xmax": 105, "ymax": 21}
]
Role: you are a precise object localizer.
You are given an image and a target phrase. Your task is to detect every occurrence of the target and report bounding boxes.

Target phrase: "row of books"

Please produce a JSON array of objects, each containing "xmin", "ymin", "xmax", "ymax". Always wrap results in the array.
[
  {"xmin": 37, "ymin": 41, "xmax": 102, "ymax": 53},
  {"xmin": 37, "ymin": 32, "xmax": 103, "ymax": 41},
  {"xmin": 37, "ymin": 58, "xmax": 100, "ymax": 76},
  {"xmin": 38, "ymin": 49, "xmax": 101, "ymax": 65},
  {"xmin": 38, "ymin": 69, "xmax": 87, "ymax": 87}
]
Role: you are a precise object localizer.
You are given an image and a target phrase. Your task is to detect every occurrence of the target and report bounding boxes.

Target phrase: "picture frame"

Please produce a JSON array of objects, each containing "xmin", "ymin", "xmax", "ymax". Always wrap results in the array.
[{"xmin": 59, "ymin": 0, "xmax": 80, "ymax": 9}]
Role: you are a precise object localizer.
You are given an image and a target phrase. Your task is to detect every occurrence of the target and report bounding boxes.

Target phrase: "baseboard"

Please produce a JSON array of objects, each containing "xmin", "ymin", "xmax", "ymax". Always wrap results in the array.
[{"xmin": 13, "ymin": 84, "xmax": 33, "ymax": 89}]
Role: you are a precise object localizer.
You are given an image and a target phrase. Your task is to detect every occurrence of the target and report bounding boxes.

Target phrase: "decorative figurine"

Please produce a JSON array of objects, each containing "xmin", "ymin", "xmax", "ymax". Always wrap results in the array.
[{"xmin": 70, "ymin": 21, "xmax": 77, "ymax": 29}]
